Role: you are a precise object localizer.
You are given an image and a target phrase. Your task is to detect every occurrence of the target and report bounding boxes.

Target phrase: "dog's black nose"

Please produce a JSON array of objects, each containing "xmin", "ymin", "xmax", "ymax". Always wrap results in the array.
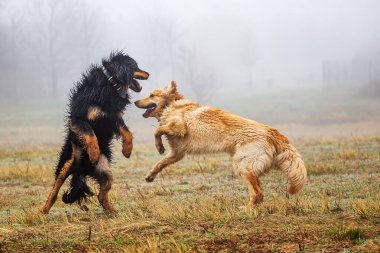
[{"xmin": 134, "ymin": 101, "xmax": 139, "ymax": 106}]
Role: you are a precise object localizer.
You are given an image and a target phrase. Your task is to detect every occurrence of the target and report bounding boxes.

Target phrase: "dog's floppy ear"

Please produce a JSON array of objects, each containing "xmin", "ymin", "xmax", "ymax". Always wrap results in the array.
[{"xmin": 167, "ymin": 80, "xmax": 177, "ymax": 93}]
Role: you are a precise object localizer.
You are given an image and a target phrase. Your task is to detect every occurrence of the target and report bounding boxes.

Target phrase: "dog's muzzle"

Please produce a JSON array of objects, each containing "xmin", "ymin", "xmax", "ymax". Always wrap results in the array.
[
  {"xmin": 134, "ymin": 101, "xmax": 157, "ymax": 118},
  {"xmin": 133, "ymin": 71, "xmax": 149, "ymax": 80}
]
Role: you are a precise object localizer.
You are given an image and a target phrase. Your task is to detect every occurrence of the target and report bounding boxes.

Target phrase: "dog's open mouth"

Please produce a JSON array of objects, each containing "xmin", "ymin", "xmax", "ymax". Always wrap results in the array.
[
  {"xmin": 139, "ymin": 103, "xmax": 157, "ymax": 118},
  {"xmin": 130, "ymin": 79, "xmax": 142, "ymax": 92},
  {"xmin": 129, "ymin": 71, "xmax": 149, "ymax": 92}
]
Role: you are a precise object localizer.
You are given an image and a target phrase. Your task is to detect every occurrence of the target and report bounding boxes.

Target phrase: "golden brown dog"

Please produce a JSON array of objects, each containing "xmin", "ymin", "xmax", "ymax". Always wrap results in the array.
[{"xmin": 135, "ymin": 81, "xmax": 307, "ymax": 208}]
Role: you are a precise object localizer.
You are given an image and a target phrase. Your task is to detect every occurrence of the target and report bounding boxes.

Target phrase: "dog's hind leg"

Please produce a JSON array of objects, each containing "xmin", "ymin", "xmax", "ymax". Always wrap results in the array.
[
  {"xmin": 145, "ymin": 152, "xmax": 185, "ymax": 182},
  {"xmin": 70, "ymin": 118, "xmax": 100, "ymax": 165},
  {"xmin": 233, "ymin": 147, "xmax": 272, "ymax": 209},
  {"xmin": 241, "ymin": 170, "xmax": 264, "ymax": 209},
  {"xmin": 41, "ymin": 144, "xmax": 78, "ymax": 214},
  {"xmin": 93, "ymin": 154, "xmax": 116, "ymax": 212}
]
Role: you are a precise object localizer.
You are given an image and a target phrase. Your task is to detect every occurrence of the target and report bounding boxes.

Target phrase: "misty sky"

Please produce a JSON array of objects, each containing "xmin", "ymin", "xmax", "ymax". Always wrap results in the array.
[
  {"xmin": 101, "ymin": 0, "xmax": 380, "ymax": 89},
  {"xmin": 0, "ymin": 0, "xmax": 380, "ymax": 146},
  {"xmin": 1, "ymin": 0, "xmax": 379, "ymax": 100}
]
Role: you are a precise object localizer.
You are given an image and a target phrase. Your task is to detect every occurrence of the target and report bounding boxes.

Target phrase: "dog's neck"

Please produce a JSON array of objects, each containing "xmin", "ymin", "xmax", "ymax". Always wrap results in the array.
[
  {"xmin": 156, "ymin": 98, "xmax": 194, "ymax": 122},
  {"xmin": 101, "ymin": 66, "xmax": 128, "ymax": 98}
]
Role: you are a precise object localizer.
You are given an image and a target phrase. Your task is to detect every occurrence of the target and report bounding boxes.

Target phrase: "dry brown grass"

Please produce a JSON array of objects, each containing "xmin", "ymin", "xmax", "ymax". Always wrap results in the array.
[{"xmin": 0, "ymin": 137, "xmax": 380, "ymax": 252}]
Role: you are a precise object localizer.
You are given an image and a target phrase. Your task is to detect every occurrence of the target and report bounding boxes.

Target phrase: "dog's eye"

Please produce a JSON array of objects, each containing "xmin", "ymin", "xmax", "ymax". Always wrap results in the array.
[{"xmin": 150, "ymin": 94, "xmax": 154, "ymax": 98}]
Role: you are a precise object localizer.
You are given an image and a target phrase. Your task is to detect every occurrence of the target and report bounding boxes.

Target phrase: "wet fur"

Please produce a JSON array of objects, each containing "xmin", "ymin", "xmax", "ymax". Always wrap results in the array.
[
  {"xmin": 135, "ymin": 81, "xmax": 307, "ymax": 208},
  {"xmin": 41, "ymin": 51, "xmax": 149, "ymax": 214}
]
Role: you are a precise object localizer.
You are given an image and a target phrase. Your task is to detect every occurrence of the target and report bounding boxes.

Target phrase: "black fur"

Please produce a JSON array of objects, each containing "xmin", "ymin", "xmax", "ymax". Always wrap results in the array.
[{"xmin": 55, "ymin": 51, "xmax": 149, "ymax": 205}]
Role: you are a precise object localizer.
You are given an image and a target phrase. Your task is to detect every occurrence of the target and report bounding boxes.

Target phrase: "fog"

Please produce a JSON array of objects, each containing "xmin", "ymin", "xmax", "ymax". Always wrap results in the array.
[{"xmin": 0, "ymin": 0, "xmax": 379, "ymax": 146}]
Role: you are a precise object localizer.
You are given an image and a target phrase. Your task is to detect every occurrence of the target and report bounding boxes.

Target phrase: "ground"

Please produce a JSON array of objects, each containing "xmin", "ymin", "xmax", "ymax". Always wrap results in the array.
[
  {"xmin": 0, "ymin": 137, "xmax": 379, "ymax": 252},
  {"xmin": 0, "ymin": 90, "xmax": 380, "ymax": 252}
]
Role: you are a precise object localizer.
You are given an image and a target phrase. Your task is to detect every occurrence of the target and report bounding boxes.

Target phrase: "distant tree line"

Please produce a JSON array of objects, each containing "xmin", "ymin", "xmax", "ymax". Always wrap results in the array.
[
  {"xmin": 322, "ymin": 57, "xmax": 380, "ymax": 89},
  {"xmin": 0, "ymin": 0, "xmax": 257, "ymax": 103},
  {"xmin": 0, "ymin": 0, "xmax": 103, "ymax": 100}
]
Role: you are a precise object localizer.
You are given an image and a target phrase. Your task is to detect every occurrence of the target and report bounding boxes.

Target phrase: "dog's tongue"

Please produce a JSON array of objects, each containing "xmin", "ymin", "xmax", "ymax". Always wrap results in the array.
[
  {"xmin": 131, "ymin": 79, "xmax": 142, "ymax": 92},
  {"xmin": 136, "ymin": 81, "xmax": 142, "ymax": 91},
  {"xmin": 143, "ymin": 108, "xmax": 154, "ymax": 118}
]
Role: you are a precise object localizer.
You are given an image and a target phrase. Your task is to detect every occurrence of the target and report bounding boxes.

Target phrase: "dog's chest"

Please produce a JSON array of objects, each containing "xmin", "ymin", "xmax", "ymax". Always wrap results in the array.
[{"xmin": 87, "ymin": 106, "xmax": 123, "ymax": 122}]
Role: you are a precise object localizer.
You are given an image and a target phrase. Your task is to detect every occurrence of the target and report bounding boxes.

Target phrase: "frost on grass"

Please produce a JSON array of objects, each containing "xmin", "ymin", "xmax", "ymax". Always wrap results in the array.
[{"xmin": 0, "ymin": 138, "xmax": 379, "ymax": 252}]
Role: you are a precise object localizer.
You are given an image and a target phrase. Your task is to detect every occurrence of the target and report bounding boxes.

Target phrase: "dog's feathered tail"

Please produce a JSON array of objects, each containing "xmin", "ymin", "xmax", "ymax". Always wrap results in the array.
[
  {"xmin": 276, "ymin": 145, "xmax": 307, "ymax": 194},
  {"xmin": 62, "ymin": 174, "xmax": 93, "ymax": 204},
  {"xmin": 56, "ymin": 137, "xmax": 93, "ymax": 204}
]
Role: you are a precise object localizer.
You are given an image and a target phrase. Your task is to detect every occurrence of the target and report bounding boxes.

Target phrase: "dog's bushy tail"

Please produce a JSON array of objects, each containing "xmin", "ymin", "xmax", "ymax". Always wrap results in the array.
[
  {"xmin": 62, "ymin": 174, "xmax": 93, "ymax": 204},
  {"xmin": 276, "ymin": 145, "xmax": 307, "ymax": 194}
]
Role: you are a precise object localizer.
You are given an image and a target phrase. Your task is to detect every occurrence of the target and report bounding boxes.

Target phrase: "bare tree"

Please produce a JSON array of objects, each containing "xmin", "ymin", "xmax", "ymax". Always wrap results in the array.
[
  {"xmin": 0, "ymin": 1, "xmax": 25, "ymax": 100},
  {"xmin": 177, "ymin": 46, "xmax": 216, "ymax": 103},
  {"xmin": 75, "ymin": 0, "xmax": 104, "ymax": 67},
  {"xmin": 9, "ymin": 17, "xmax": 22, "ymax": 95},
  {"xmin": 27, "ymin": 0, "xmax": 79, "ymax": 98},
  {"xmin": 0, "ymin": 0, "xmax": 8, "ymax": 99},
  {"xmin": 141, "ymin": 3, "xmax": 187, "ymax": 83},
  {"xmin": 241, "ymin": 32, "xmax": 255, "ymax": 88}
]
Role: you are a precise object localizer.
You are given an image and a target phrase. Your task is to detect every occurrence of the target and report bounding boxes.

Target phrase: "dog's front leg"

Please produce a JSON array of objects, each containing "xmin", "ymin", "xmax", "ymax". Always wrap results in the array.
[
  {"xmin": 146, "ymin": 152, "xmax": 185, "ymax": 182},
  {"xmin": 116, "ymin": 115, "xmax": 133, "ymax": 158},
  {"xmin": 70, "ymin": 118, "xmax": 100, "ymax": 164},
  {"xmin": 154, "ymin": 126, "xmax": 172, "ymax": 154}
]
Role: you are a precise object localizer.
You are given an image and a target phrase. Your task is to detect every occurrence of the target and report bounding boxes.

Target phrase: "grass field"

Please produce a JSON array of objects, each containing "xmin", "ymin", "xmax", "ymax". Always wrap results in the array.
[
  {"xmin": 0, "ymin": 89, "xmax": 379, "ymax": 252},
  {"xmin": 0, "ymin": 137, "xmax": 379, "ymax": 252}
]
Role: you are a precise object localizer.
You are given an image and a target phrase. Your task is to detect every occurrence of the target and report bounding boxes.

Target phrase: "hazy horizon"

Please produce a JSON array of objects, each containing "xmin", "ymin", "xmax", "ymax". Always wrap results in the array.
[{"xmin": 0, "ymin": 0, "xmax": 379, "ymax": 147}]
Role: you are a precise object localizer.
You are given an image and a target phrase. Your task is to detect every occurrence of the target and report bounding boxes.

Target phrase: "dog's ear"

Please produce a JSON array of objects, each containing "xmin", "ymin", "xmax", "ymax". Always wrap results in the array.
[
  {"xmin": 167, "ymin": 81, "xmax": 183, "ymax": 100},
  {"xmin": 168, "ymin": 81, "xmax": 177, "ymax": 94}
]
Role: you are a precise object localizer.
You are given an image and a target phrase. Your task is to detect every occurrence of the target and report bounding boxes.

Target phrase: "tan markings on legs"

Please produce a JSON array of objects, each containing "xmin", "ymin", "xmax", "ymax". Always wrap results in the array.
[
  {"xmin": 145, "ymin": 153, "xmax": 184, "ymax": 182},
  {"xmin": 41, "ymin": 149, "xmax": 75, "ymax": 214},
  {"xmin": 83, "ymin": 134, "xmax": 100, "ymax": 164},
  {"xmin": 87, "ymin": 106, "xmax": 105, "ymax": 121},
  {"xmin": 118, "ymin": 125, "xmax": 133, "ymax": 158},
  {"xmin": 241, "ymin": 171, "xmax": 263, "ymax": 209},
  {"xmin": 72, "ymin": 144, "xmax": 82, "ymax": 161},
  {"xmin": 95, "ymin": 155, "xmax": 116, "ymax": 212}
]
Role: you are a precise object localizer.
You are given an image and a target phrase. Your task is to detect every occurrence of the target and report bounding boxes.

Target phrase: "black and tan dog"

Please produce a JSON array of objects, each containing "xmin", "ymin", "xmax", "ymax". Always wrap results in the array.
[{"xmin": 41, "ymin": 51, "xmax": 149, "ymax": 214}]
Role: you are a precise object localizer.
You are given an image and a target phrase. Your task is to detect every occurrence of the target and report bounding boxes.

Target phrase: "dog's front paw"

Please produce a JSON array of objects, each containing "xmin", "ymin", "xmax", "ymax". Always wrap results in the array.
[
  {"xmin": 145, "ymin": 174, "xmax": 156, "ymax": 182},
  {"xmin": 88, "ymin": 144, "xmax": 100, "ymax": 165},
  {"xmin": 41, "ymin": 205, "xmax": 50, "ymax": 214},
  {"xmin": 122, "ymin": 140, "xmax": 133, "ymax": 158},
  {"xmin": 155, "ymin": 143, "xmax": 165, "ymax": 154}
]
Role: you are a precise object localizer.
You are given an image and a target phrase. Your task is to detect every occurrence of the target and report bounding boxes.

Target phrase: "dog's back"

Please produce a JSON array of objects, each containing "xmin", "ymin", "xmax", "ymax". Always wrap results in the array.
[{"xmin": 163, "ymin": 100, "xmax": 281, "ymax": 154}]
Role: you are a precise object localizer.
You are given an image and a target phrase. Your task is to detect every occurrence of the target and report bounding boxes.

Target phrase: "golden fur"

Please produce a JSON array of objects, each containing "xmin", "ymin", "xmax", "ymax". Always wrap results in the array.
[{"xmin": 135, "ymin": 81, "xmax": 307, "ymax": 208}]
